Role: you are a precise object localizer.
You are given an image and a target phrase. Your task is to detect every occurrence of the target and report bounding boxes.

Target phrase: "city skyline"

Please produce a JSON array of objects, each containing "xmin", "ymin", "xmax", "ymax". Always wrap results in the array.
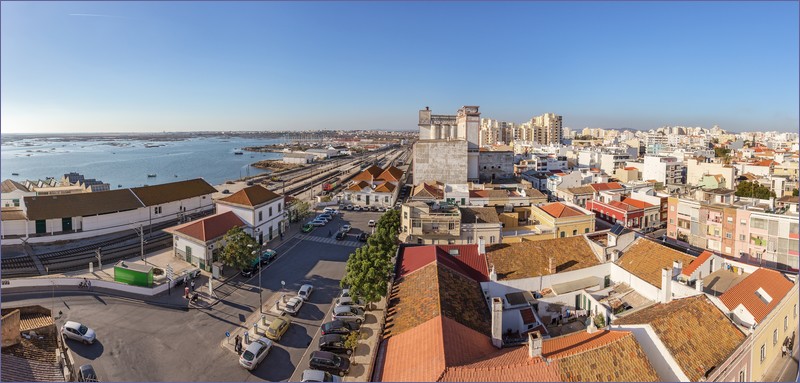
[{"xmin": 2, "ymin": 1, "xmax": 798, "ymax": 134}]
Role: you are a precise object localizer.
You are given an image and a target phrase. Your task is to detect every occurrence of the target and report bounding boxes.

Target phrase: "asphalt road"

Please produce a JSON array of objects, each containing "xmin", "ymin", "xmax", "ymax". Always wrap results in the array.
[{"xmin": 3, "ymin": 211, "xmax": 385, "ymax": 382}]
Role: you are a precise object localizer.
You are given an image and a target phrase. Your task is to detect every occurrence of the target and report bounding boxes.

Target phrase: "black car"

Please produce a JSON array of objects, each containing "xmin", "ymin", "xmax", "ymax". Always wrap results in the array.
[
  {"xmin": 319, "ymin": 334, "xmax": 352, "ymax": 355},
  {"xmin": 309, "ymin": 350, "xmax": 350, "ymax": 376},
  {"xmin": 357, "ymin": 233, "xmax": 369, "ymax": 242},
  {"xmin": 78, "ymin": 364, "xmax": 98, "ymax": 382},
  {"xmin": 241, "ymin": 262, "xmax": 261, "ymax": 278},
  {"xmin": 335, "ymin": 231, "xmax": 347, "ymax": 241},
  {"xmin": 320, "ymin": 320, "xmax": 360, "ymax": 336}
]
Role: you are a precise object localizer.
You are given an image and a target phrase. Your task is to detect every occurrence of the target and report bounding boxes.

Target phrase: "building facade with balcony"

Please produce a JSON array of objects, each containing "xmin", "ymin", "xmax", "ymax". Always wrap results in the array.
[{"xmin": 400, "ymin": 201, "xmax": 461, "ymax": 244}]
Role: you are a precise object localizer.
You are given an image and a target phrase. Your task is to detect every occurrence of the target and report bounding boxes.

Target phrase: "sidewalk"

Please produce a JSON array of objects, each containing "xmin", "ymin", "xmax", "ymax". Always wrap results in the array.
[
  {"xmin": 218, "ymin": 290, "xmax": 297, "ymax": 355},
  {"xmin": 763, "ymin": 337, "xmax": 798, "ymax": 382},
  {"xmin": 344, "ymin": 298, "xmax": 386, "ymax": 382}
]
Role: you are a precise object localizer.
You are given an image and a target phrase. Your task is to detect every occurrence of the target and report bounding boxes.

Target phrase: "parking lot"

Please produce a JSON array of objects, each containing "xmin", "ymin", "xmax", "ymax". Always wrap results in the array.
[{"xmin": 13, "ymin": 209, "xmax": 390, "ymax": 382}]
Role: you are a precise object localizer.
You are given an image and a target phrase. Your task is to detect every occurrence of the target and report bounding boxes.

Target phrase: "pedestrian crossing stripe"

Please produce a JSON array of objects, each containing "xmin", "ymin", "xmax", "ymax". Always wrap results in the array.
[{"xmin": 296, "ymin": 234, "xmax": 362, "ymax": 248}]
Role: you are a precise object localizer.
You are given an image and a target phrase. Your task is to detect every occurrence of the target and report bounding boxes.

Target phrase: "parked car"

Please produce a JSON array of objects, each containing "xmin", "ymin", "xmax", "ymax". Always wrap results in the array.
[
  {"xmin": 309, "ymin": 350, "xmax": 351, "ymax": 376},
  {"xmin": 353, "ymin": 206, "xmax": 362, "ymax": 211},
  {"xmin": 298, "ymin": 284, "xmax": 314, "ymax": 300},
  {"xmin": 315, "ymin": 216, "xmax": 330, "ymax": 223},
  {"xmin": 345, "ymin": 205, "xmax": 353, "ymax": 210},
  {"xmin": 319, "ymin": 334, "xmax": 353, "ymax": 355},
  {"xmin": 260, "ymin": 249, "xmax": 277, "ymax": 264},
  {"xmin": 357, "ymin": 233, "xmax": 369, "ymax": 242},
  {"xmin": 301, "ymin": 369, "xmax": 342, "ymax": 382},
  {"xmin": 323, "ymin": 208, "xmax": 338, "ymax": 215},
  {"xmin": 61, "ymin": 321, "xmax": 96, "ymax": 345},
  {"xmin": 335, "ymin": 296, "xmax": 364, "ymax": 308},
  {"xmin": 377, "ymin": 206, "xmax": 386, "ymax": 212},
  {"xmin": 341, "ymin": 224, "xmax": 351, "ymax": 233},
  {"xmin": 331, "ymin": 305, "xmax": 365, "ymax": 324},
  {"xmin": 319, "ymin": 213, "xmax": 333, "ymax": 221},
  {"xmin": 241, "ymin": 260, "xmax": 261, "ymax": 277},
  {"xmin": 335, "ymin": 231, "xmax": 347, "ymax": 241},
  {"xmin": 265, "ymin": 315, "xmax": 292, "ymax": 341},
  {"xmin": 368, "ymin": 220, "xmax": 376, "ymax": 227},
  {"xmin": 311, "ymin": 220, "xmax": 327, "ymax": 227},
  {"xmin": 222, "ymin": 189, "xmax": 231, "ymax": 194},
  {"xmin": 302, "ymin": 223, "xmax": 315, "ymax": 233},
  {"xmin": 320, "ymin": 320, "xmax": 360, "ymax": 336},
  {"xmin": 339, "ymin": 289, "xmax": 366, "ymax": 305},
  {"xmin": 77, "ymin": 364, "xmax": 98, "ymax": 382},
  {"xmin": 239, "ymin": 337, "xmax": 273, "ymax": 370},
  {"xmin": 283, "ymin": 297, "xmax": 303, "ymax": 316}
]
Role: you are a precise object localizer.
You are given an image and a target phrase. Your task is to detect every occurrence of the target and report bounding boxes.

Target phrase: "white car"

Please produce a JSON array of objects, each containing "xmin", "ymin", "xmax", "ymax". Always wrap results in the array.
[
  {"xmin": 298, "ymin": 284, "xmax": 314, "ymax": 300},
  {"xmin": 315, "ymin": 216, "xmax": 330, "ymax": 223},
  {"xmin": 353, "ymin": 206, "xmax": 362, "ymax": 211},
  {"xmin": 311, "ymin": 220, "xmax": 327, "ymax": 227},
  {"xmin": 346, "ymin": 205, "xmax": 353, "ymax": 210},
  {"xmin": 331, "ymin": 305, "xmax": 365, "ymax": 324},
  {"xmin": 239, "ymin": 337, "xmax": 273, "ymax": 370},
  {"xmin": 301, "ymin": 369, "xmax": 342, "ymax": 382},
  {"xmin": 334, "ymin": 296, "xmax": 365, "ymax": 308},
  {"xmin": 283, "ymin": 297, "xmax": 304, "ymax": 316},
  {"xmin": 341, "ymin": 225, "xmax": 351, "ymax": 233},
  {"xmin": 61, "ymin": 321, "xmax": 96, "ymax": 345},
  {"xmin": 368, "ymin": 220, "xmax": 376, "ymax": 227}
]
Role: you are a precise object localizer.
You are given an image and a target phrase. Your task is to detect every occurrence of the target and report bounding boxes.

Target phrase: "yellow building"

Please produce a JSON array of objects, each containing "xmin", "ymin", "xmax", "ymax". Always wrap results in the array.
[{"xmin": 529, "ymin": 202, "xmax": 596, "ymax": 238}]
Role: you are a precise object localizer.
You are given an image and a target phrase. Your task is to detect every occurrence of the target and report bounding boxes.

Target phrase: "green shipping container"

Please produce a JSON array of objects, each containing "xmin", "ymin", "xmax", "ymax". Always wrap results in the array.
[{"xmin": 114, "ymin": 261, "xmax": 154, "ymax": 287}]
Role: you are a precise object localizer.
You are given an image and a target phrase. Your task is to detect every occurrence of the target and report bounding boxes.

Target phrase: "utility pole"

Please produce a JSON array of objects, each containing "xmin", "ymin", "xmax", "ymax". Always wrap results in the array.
[{"xmin": 95, "ymin": 248, "xmax": 102, "ymax": 269}]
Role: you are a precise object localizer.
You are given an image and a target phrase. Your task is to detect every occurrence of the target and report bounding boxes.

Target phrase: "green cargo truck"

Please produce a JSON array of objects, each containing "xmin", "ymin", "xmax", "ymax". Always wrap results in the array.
[{"xmin": 114, "ymin": 261, "xmax": 154, "ymax": 287}]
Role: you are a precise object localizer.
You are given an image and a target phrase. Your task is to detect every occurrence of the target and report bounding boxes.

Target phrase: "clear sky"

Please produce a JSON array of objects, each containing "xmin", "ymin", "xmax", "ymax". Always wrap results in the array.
[{"xmin": 2, "ymin": 1, "xmax": 798, "ymax": 134}]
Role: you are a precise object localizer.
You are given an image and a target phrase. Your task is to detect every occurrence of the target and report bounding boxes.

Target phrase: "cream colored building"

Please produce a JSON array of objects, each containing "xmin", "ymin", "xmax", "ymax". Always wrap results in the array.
[
  {"xmin": 400, "ymin": 201, "xmax": 461, "ymax": 244},
  {"xmin": 530, "ymin": 202, "xmax": 596, "ymax": 238}
]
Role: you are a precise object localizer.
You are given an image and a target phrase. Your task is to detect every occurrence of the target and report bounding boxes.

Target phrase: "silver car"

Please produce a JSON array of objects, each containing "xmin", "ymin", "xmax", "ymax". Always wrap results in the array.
[
  {"xmin": 61, "ymin": 321, "xmax": 96, "ymax": 345},
  {"xmin": 301, "ymin": 369, "xmax": 342, "ymax": 382},
  {"xmin": 239, "ymin": 337, "xmax": 273, "ymax": 370},
  {"xmin": 331, "ymin": 305, "xmax": 365, "ymax": 324},
  {"xmin": 298, "ymin": 284, "xmax": 314, "ymax": 301},
  {"xmin": 283, "ymin": 297, "xmax": 304, "ymax": 316}
]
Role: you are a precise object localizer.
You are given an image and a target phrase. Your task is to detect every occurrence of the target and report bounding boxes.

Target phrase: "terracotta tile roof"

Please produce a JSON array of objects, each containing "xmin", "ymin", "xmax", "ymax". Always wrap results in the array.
[
  {"xmin": 384, "ymin": 262, "xmax": 441, "ymax": 338},
  {"xmin": 719, "ymin": 268, "xmax": 795, "ymax": 323},
  {"xmin": 169, "ymin": 211, "xmax": 246, "ymax": 242},
  {"xmin": 553, "ymin": 331, "xmax": 660, "ymax": 382},
  {"xmin": 524, "ymin": 188, "xmax": 546, "ymax": 199},
  {"xmin": 487, "ymin": 236, "xmax": 599, "ymax": 280},
  {"xmin": 590, "ymin": 182, "xmax": 624, "ymax": 192},
  {"xmin": 352, "ymin": 165, "xmax": 384, "ymax": 182},
  {"xmin": 24, "ymin": 189, "xmax": 143, "ymax": 221},
  {"xmin": 538, "ymin": 202, "xmax": 587, "ymax": 218},
  {"xmin": 623, "ymin": 166, "xmax": 637, "ymax": 171},
  {"xmin": 217, "ymin": 185, "xmax": 281, "ymax": 207},
  {"xmin": 1, "ymin": 207, "xmax": 26, "ymax": 221},
  {"xmin": 346, "ymin": 181, "xmax": 369, "ymax": 192},
  {"xmin": 1, "ymin": 354, "xmax": 65, "ymax": 382},
  {"xmin": 754, "ymin": 160, "xmax": 778, "ymax": 167},
  {"xmin": 680, "ymin": 250, "xmax": 713, "ymax": 277},
  {"xmin": 459, "ymin": 207, "xmax": 500, "ymax": 224},
  {"xmin": 469, "ymin": 190, "xmax": 488, "ymax": 198},
  {"xmin": 1, "ymin": 179, "xmax": 30, "ymax": 193},
  {"xmin": 378, "ymin": 166, "xmax": 404, "ymax": 182},
  {"xmin": 437, "ymin": 264, "xmax": 492, "ymax": 335},
  {"xmin": 543, "ymin": 329, "xmax": 627, "ymax": 358},
  {"xmin": 18, "ymin": 314, "xmax": 54, "ymax": 332},
  {"xmin": 608, "ymin": 200, "xmax": 639, "ymax": 212},
  {"xmin": 614, "ymin": 295, "xmax": 745, "ymax": 382},
  {"xmin": 131, "ymin": 178, "xmax": 216, "ymax": 206},
  {"xmin": 412, "ymin": 182, "xmax": 443, "ymax": 199},
  {"xmin": 374, "ymin": 182, "xmax": 396, "ymax": 193},
  {"xmin": 439, "ymin": 344, "xmax": 561, "ymax": 382},
  {"xmin": 620, "ymin": 197, "xmax": 654, "ymax": 209},
  {"xmin": 615, "ymin": 238, "xmax": 697, "ymax": 288}
]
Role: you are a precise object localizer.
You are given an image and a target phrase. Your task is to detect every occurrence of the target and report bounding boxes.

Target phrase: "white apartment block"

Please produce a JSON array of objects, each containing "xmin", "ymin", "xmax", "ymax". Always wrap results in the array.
[
  {"xmin": 685, "ymin": 158, "xmax": 737, "ymax": 189},
  {"xmin": 642, "ymin": 155, "xmax": 683, "ymax": 185}
]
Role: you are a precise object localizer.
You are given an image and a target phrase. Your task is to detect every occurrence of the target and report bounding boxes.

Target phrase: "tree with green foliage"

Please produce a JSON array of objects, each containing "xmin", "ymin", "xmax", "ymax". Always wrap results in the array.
[
  {"xmin": 289, "ymin": 200, "xmax": 310, "ymax": 222},
  {"xmin": 792, "ymin": 188, "xmax": 799, "ymax": 197},
  {"xmin": 219, "ymin": 226, "xmax": 259, "ymax": 271},
  {"xmin": 341, "ymin": 209, "xmax": 400, "ymax": 309},
  {"xmin": 735, "ymin": 181, "xmax": 776, "ymax": 200},
  {"xmin": 713, "ymin": 147, "xmax": 730, "ymax": 158}
]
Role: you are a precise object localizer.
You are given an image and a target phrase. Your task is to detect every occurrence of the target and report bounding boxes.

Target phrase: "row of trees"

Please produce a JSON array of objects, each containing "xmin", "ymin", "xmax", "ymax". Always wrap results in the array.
[
  {"xmin": 340, "ymin": 209, "xmax": 400, "ymax": 309},
  {"xmin": 735, "ymin": 180, "xmax": 776, "ymax": 200}
]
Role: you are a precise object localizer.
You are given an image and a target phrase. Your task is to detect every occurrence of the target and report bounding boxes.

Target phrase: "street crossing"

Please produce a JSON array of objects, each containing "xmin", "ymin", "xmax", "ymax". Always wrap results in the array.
[{"xmin": 296, "ymin": 234, "xmax": 362, "ymax": 248}]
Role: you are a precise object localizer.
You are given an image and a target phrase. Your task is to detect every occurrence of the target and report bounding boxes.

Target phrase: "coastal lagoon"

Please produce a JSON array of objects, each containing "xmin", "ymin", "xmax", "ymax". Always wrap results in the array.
[{"xmin": 0, "ymin": 136, "xmax": 284, "ymax": 189}]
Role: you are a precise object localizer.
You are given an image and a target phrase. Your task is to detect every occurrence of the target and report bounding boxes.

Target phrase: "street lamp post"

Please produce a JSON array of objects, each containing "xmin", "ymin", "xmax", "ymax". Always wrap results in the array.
[{"xmin": 249, "ymin": 244, "xmax": 263, "ymax": 314}]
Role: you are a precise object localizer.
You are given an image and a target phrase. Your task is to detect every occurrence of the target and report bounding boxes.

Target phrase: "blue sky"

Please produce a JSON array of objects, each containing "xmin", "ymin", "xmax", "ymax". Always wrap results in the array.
[{"xmin": 2, "ymin": 1, "xmax": 798, "ymax": 133}]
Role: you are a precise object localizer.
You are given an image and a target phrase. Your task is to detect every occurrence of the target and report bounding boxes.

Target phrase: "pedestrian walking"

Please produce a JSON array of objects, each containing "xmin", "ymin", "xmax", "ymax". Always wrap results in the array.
[
  {"xmin": 191, "ymin": 280, "xmax": 195, "ymax": 291},
  {"xmin": 234, "ymin": 334, "xmax": 242, "ymax": 354},
  {"xmin": 185, "ymin": 286, "xmax": 190, "ymax": 299},
  {"xmin": 86, "ymin": 279, "xmax": 91, "ymax": 291}
]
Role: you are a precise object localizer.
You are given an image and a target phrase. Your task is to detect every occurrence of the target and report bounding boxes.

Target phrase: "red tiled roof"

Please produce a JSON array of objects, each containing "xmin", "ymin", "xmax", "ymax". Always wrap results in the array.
[
  {"xmin": 680, "ymin": 250, "xmax": 713, "ymax": 277},
  {"xmin": 413, "ymin": 183, "xmax": 444, "ymax": 199},
  {"xmin": 754, "ymin": 160, "xmax": 777, "ymax": 167},
  {"xmin": 620, "ymin": 197, "xmax": 654, "ymax": 209},
  {"xmin": 719, "ymin": 268, "xmax": 795, "ymax": 323},
  {"xmin": 623, "ymin": 167, "xmax": 637, "ymax": 171},
  {"xmin": 520, "ymin": 308, "xmax": 536, "ymax": 325},
  {"xmin": 352, "ymin": 165, "xmax": 384, "ymax": 182},
  {"xmin": 218, "ymin": 185, "xmax": 281, "ymax": 207},
  {"xmin": 539, "ymin": 202, "xmax": 586, "ymax": 218},
  {"xmin": 170, "ymin": 211, "xmax": 246, "ymax": 242},
  {"xmin": 542, "ymin": 330, "xmax": 627, "ymax": 359},
  {"xmin": 346, "ymin": 181, "xmax": 370, "ymax": 192},
  {"xmin": 378, "ymin": 166, "xmax": 404, "ymax": 182},
  {"xmin": 469, "ymin": 190, "xmax": 488, "ymax": 198},
  {"xmin": 590, "ymin": 182, "xmax": 624, "ymax": 192},
  {"xmin": 608, "ymin": 201, "xmax": 639, "ymax": 212},
  {"xmin": 397, "ymin": 244, "xmax": 489, "ymax": 282},
  {"xmin": 374, "ymin": 182, "xmax": 396, "ymax": 193},
  {"xmin": 439, "ymin": 344, "xmax": 561, "ymax": 382}
]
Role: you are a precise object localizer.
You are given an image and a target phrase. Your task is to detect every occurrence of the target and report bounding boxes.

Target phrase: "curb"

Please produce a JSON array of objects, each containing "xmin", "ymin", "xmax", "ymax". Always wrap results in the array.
[{"xmin": 2, "ymin": 287, "xmax": 189, "ymax": 311}]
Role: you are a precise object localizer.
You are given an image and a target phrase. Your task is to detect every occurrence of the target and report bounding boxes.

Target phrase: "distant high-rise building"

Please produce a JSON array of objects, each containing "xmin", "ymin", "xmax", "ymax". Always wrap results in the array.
[
  {"xmin": 529, "ymin": 113, "xmax": 563, "ymax": 145},
  {"xmin": 414, "ymin": 106, "xmax": 480, "ymax": 184}
]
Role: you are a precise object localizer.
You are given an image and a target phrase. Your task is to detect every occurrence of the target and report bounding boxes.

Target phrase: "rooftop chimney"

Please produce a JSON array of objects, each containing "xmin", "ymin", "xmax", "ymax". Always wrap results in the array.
[
  {"xmin": 489, "ymin": 264, "xmax": 497, "ymax": 282},
  {"xmin": 528, "ymin": 331, "xmax": 543, "ymax": 358},
  {"xmin": 586, "ymin": 317, "xmax": 598, "ymax": 334},
  {"xmin": 661, "ymin": 268, "xmax": 673, "ymax": 304},
  {"xmin": 672, "ymin": 260, "xmax": 683, "ymax": 278},
  {"xmin": 695, "ymin": 278, "xmax": 704, "ymax": 292},
  {"xmin": 548, "ymin": 257, "xmax": 555, "ymax": 275},
  {"xmin": 491, "ymin": 297, "xmax": 503, "ymax": 349}
]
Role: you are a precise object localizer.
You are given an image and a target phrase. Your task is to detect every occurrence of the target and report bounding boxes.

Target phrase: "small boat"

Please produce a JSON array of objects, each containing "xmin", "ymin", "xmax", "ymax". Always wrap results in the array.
[
  {"xmin": 234, "ymin": 151, "xmax": 244, "ymax": 155},
  {"xmin": 118, "ymin": 184, "xmax": 122, "ymax": 188},
  {"xmin": 174, "ymin": 174, "xmax": 178, "ymax": 177},
  {"xmin": 12, "ymin": 172, "xmax": 19, "ymax": 176},
  {"xmin": 147, "ymin": 174, "xmax": 157, "ymax": 178}
]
